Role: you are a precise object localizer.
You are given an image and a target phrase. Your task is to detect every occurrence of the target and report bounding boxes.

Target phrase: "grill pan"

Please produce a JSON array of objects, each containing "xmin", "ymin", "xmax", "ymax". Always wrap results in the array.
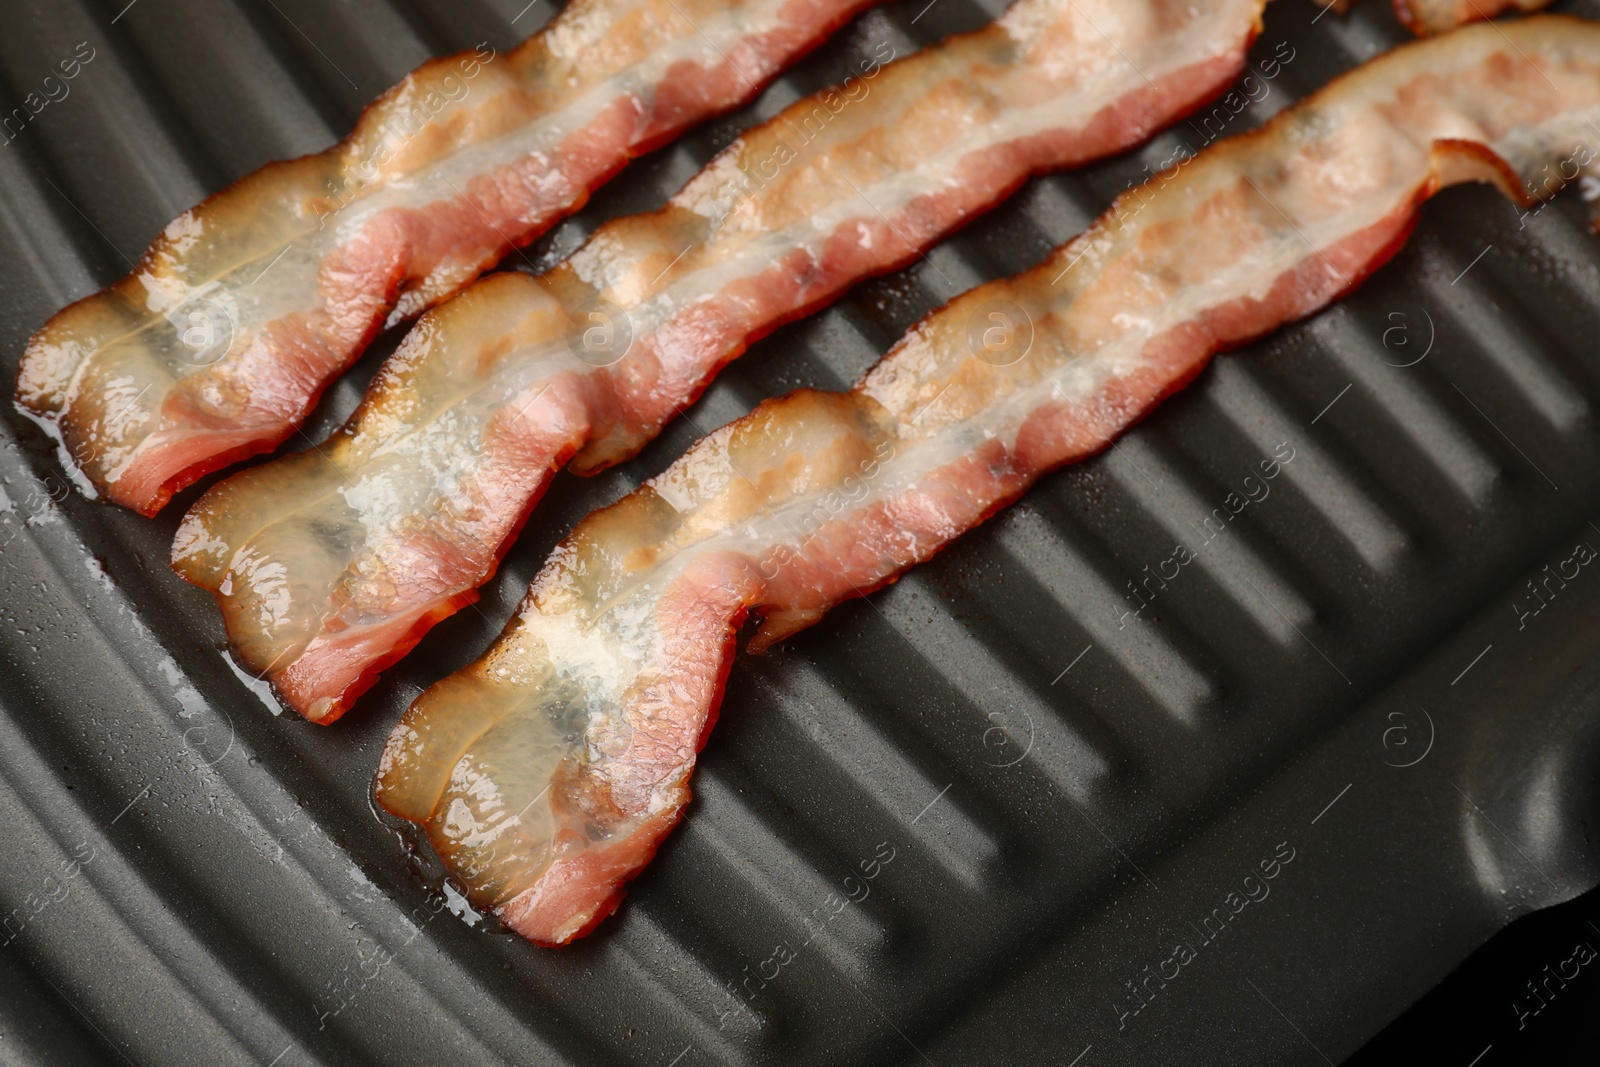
[{"xmin": 5, "ymin": 0, "xmax": 1600, "ymax": 1063}]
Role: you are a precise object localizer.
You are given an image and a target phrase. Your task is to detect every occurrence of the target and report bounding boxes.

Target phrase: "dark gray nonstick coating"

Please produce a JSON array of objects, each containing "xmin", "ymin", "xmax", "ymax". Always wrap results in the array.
[{"xmin": 3, "ymin": 0, "xmax": 1600, "ymax": 1063}]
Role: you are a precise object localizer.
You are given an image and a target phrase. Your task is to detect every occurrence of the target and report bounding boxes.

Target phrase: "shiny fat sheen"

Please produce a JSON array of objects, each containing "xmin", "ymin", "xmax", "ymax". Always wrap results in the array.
[
  {"xmin": 375, "ymin": 16, "xmax": 1600, "ymax": 946},
  {"xmin": 15, "ymin": 0, "xmax": 881, "ymax": 515},
  {"xmin": 173, "ymin": 0, "xmax": 1270, "ymax": 724}
]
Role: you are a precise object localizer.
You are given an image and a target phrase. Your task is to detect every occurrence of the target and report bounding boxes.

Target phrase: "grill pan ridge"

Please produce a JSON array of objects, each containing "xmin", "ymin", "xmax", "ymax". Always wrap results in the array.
[{"xmin": 4, "ymin": 0, "xmax": 1600, "ymax": 1064}]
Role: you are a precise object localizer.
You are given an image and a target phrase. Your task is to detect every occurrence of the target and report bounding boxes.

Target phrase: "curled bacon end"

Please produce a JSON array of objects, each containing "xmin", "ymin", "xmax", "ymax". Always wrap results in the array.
[
  {"xmin": 15, "ymin": 0, "xmax": 880, "ymax": 515},
  {"xmin": 378, "ymin": 15, "xmax": 1600, "ymax": 943}
]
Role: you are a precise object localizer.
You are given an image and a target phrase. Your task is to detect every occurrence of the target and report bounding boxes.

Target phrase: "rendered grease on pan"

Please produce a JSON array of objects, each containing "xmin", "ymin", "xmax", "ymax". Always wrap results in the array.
[
  {"xmin": 174, "ymin": 0, "xmax": 1270, "ymax": 726},
  {"xmin": 15, "ymin": 0, "xmax": 884, "ymax": 515},
  {"xmin": 378, "ymin": 16, "xmax": 1600, "ymax": 946}
]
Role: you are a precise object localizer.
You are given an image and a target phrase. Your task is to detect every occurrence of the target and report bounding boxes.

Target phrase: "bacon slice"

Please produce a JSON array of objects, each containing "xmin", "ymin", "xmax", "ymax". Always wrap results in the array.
[
  {"xmin": 375, "ymin": 15, "xmax": 1600, "ymax": 945},
  {"xmin": 173, "ymin": 0, "xmax": 1270, "ymax": 724},
  {"xmin": 14, "ymin": 0, "xmax": 884, "ymax": 516}
]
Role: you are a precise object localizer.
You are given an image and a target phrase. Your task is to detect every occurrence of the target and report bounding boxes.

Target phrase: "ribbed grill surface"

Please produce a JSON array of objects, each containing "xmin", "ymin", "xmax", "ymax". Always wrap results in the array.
[{"xmin": 5, "ymin": 1, "xmax": 1600, "ymax": 1064}]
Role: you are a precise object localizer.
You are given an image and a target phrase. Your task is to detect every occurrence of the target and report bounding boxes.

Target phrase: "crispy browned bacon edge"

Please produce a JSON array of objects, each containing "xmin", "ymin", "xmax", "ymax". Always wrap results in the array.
[
  {"xmin": 376, "ymin": 15, "xmax": 1600, "ymax": 945},
  {"xmin": 14, "ymin": 0, "xmax": 880, "ymax": 515},
  {"xmin": 1320, "ymin": 0, "xmax": 1555, "ymax": 36},
  {"xmin": 1395, "ymin": 0, "xmax": 1553, "ymax": 35},
  {"xmin": 173, "ymin": 0, "xmax": 1269, "ymax": 724}
]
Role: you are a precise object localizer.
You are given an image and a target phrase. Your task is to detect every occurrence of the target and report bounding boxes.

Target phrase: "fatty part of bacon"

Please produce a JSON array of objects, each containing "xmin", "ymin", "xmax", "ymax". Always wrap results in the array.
[
  {"xmin": 376, "ymin": 16, "xmax": 1600, "ymax": 946},
  {"xmin": 14, "ymin": 0, "xmax": 883, "ymax": 517},
  {"xmin": 173, "ymin": 0, "xmax": 1270, "ymax": 725}
]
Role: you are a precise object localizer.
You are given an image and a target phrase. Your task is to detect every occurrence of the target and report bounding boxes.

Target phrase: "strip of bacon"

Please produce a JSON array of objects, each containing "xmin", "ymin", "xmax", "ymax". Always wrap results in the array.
[
  {"xmin": 375, "ymin": 15, "xmax": 1600, "ymax": 945},
  {"xmin": 15, "ymin": 0, "xmax": 884, "ymax": 516},
  {"xmin": 173, "ymin": 0, "xmax": 1270, "ymax": 724}
]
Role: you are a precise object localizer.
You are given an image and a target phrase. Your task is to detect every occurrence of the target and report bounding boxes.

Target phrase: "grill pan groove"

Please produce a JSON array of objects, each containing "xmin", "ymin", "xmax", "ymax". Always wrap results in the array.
[{"xmin": 6, "ymin": 0, "xmax": 1600, "ymax": 1063}]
